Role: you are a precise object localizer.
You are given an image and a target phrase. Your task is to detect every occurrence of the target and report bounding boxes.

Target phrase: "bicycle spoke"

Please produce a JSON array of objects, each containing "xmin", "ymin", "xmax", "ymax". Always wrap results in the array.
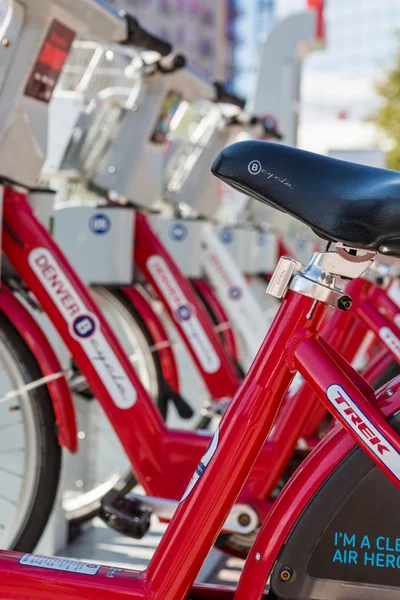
[
  {"xmin": 0, "ymin": 465, "xmax": 23, "ymax": 478},
  {"xmin": 0, "ymin": 493, "xmax": 16, "ymax": 506}
]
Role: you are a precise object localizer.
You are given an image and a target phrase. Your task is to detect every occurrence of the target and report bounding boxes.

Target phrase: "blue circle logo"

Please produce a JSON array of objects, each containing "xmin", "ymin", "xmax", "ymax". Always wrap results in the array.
[
  {"xmin": 258, "ymin": 232, "xmax": 266, "ymax": 247},
  {"xmin": 176, "ymin": 305, "xmax": 192, "ymax": 321},
  {"xmin": 220, "ymin": 228, "xmax": 233, "ymax": 245},
  {"xmin": 73, "ymin": 315, "xmax": 96, "ymax": 338},
  {"xmin": 89, "ymin": 213, "xmax": 111, "ymax": 235},
  {"xmin": 169, "ymin": 223, "xmax": 188, "ymax": 241},
  {"xmin": 229, "ymin": 286, "xmax": 242, "ymax": 300},
  {"xmin": 297, "ymin": 239, "xmax": 307, "ymax": 252}
]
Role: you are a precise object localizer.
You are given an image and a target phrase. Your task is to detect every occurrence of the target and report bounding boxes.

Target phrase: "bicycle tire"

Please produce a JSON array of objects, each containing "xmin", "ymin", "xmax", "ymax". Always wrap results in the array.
[
  {"xmin": 0, "ymin": 312, "xmax": 61, "ymax": 551},
  {"xmin": 371, "ymin": 359, "xmax": 400, "ymax": 390}
]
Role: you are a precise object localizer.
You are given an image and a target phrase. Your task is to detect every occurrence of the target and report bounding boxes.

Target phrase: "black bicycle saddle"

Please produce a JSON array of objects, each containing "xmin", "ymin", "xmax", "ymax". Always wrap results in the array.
[{"xmin": 211, "ymin": 141, "xmax": 400, "ymax": 256}]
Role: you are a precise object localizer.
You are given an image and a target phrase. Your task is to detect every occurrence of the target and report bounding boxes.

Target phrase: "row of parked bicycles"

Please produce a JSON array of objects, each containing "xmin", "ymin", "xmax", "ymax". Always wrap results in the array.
[{"xmin": 2, "ymin": 1, "xmax": 400, "ymax": 599}]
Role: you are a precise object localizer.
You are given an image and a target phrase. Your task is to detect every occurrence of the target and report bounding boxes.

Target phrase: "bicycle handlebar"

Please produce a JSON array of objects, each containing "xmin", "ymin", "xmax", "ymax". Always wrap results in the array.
[
  {"xmin": 225, "ymin": 114, "xmax": 282, "ymax": 139},
  {"xmin": 122, "ymin": 13, "xmax": 172, "ymax": 56},
  {"xmin": 213, "ymin": 82, "xmax": 246, "ymax": 109}
]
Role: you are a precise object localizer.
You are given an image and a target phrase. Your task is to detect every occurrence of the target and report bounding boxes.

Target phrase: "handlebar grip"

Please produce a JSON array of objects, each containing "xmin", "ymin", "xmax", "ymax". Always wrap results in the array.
[
  {"xmin": 157, "ymin": 54, "xmax": 186, "ymax": 73},
  {"xmin": 213, "ymin": 82, "xmax": 246, "ymax": 109},
  {"xmin": 122, "ymin": 13, "xmax": 172, "ymax": 56},
  {"xmin": 261, "ymin": 116, "xmax": 283, "ymax": 140}
]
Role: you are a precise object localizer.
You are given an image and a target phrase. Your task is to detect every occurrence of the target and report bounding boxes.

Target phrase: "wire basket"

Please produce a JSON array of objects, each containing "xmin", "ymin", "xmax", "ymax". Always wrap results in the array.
[
  {"xmin": 164, "ymin": 103, "xmax": 222, "ymax": 200},
  {"xmin": 56, "ymin": 41, "xmax": 140, "ymax": 97},
  {"xmin": 54, "ymin": 42, "xmax": 142, "ymax": 180},
  {"xmin": 59, "ymin": 98, "xmax": 125, "ymax": 179}
]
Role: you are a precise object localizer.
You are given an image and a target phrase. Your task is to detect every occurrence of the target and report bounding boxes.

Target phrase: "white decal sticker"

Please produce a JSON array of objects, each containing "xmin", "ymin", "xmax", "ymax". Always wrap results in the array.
[
  {"xmin": 201, "ymin": 225, "xmax": 267, "ymax": 356},
  {"xmin": 379, "ymin": 327, "xmax": 400, "ymax": 361},
  {"xmin": 326, "ymin": 384, "xmax": 400, "ymax": 480},
  {"xmin": 19, "ymin": 554, "xmax": 101, "ymax": 575},
  {"xmin": 147, "ymin": 255, "xmax": 220, "ymax": 373},
  {"xmin": 181, "ymin": 426, "xmax": 220, "ymax": 502},
  {"xmin": 394, "ymin": 315, "xmax": 400, "ymax": 329},
  {"xmin": 29, "ymin": 248, "xmax": 136, "ymax": 409}
]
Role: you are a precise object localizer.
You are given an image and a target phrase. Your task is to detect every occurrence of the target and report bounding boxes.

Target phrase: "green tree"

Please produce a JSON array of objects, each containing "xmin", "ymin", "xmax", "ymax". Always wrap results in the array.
[{"xmin": 374, "ymin": 36, "xmax": 400, "ymax": 170}]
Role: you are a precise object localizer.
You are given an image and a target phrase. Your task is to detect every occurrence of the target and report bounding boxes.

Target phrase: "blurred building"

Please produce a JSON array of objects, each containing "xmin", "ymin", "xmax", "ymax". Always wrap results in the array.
[
  {"xmin": 114, "ymin": 0, "xmax": 238, "ymax": 84},
  {"xmin": 275, "ymin": 0, "xmax": 400, "ymax": 153},
  {"xmin": 234, "ymin": 0, "xmax": 276, "ymax": 97}
]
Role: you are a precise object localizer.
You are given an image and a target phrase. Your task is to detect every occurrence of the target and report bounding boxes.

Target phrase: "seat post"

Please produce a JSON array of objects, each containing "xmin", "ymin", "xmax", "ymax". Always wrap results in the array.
[{"xmin": 267, "ymin": 243, "xmax": 376, "ymax": 314}]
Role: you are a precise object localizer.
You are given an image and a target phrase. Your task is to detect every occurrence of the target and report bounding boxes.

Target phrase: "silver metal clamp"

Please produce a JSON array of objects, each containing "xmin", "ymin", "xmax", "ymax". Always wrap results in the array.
[{"xmin": 267, "ymin": 244, "xmax": 376, "ymax": 311}]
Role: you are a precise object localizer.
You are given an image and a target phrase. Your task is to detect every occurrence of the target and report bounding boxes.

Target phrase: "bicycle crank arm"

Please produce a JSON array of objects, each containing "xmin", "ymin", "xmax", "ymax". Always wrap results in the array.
[
  {"xmin": 132, "ymin": 493, "xmax": 259, "ymax": 534},
  {"xmin": 100, "ymin": 489, "xmax": 259, "ymax": 538}
]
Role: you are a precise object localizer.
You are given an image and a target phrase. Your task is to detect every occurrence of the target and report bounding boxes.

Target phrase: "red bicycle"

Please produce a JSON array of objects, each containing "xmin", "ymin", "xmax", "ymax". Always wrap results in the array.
[
  {"xmin": 0, "ymin": 0, "xmax": 310, "ymax": 554},
  {"xmin": 4, "ymin": 134, "xmax": 400, "ymax": 600},
  {"xmin": 3, "ymin": 1, "xmax": 400, "ymax": 563}
]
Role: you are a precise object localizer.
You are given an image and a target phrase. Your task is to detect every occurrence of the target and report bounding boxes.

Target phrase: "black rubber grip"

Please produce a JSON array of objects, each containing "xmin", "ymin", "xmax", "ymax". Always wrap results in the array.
[
  {"xmin": 213, "ymin": 82, "xmax": 245, "ymax": 109},
  {"xmin": 157, "ymin": 54, "xmax": 186, "ymax": 73},
  {"xmin": 261, "ymin": 116, "xmax": 282, "ymax": 139},
  {"xmin": 122, "ymin": 13, "xmax": 172, "ymax": 56}
]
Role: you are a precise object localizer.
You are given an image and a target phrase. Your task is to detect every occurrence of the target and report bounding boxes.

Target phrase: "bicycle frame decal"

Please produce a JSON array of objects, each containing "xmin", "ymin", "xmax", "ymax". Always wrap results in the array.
[
  {"xmin": 201, "ymin": 224, "xmax": 267, "ymax": 355},
  {"xmin": 147, "ymin": 255, "xmax": 221, "ymax": 373},
  {"xmin": 180, "ymin": 426, "xmax": 220, "ymax": 502},
  {"xmin": 29, "ymin": 248, "xmax": 137, "ymax": 409},
  {"xmin": 326, "ymin": 384, "xmax": 400, "ymax": 477},
  {"xmin": 19, "ymin": 555, "xmax": 101, "ymax": 575},
  {"xmin": 379, "ymin": 326, "xmax": 400, "ymax": 361}
]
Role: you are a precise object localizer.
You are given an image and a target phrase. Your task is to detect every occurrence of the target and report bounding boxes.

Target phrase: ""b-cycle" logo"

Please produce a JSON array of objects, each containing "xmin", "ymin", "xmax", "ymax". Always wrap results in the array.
[{"xmin": 248, "ymin": 160, "xmax": 262, "ymax": 175}]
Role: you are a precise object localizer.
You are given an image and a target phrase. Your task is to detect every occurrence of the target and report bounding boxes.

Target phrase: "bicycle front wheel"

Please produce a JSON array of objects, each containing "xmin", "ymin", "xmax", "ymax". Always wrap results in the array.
[{"xmin": 0, "ymin": 313, "xmax": 61, "ymax": 551}]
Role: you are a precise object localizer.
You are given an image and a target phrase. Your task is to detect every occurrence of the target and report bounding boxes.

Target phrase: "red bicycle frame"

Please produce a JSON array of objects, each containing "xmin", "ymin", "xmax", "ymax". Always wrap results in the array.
[
  {"xmin": 302, "ymin": 276, "xmax": 400, "ymax": 438},
  {"xmin": 5, "ymin": 185, "xmax": 399, "ymax": 517},
  {"xmin": 0, "ymin": 186, "xmax": 298, "ymax": 513},
  {"xmin": 133, "ymin": 213, "xmax": 241, "ymax": 400},
  {"xmin": 0, "ymin": 284, "xmax": 77, "ymax": 451},
  {"xmin": 120, "ymin": 285, "xmax": 180, "ymax": 394},
  {"xmin": 191, "ymin": 278, "xmax": 240, "ymax": 365},
  {"xmin": 2, "ymin": 266, "xmax": 400, "ymax": 599}
]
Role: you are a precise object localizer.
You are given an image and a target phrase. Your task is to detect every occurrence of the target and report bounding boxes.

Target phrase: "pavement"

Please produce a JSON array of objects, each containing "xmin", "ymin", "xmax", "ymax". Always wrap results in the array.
[{"xmin": 61, "ymin": 516, "xmax": 231, "ymax": 583}]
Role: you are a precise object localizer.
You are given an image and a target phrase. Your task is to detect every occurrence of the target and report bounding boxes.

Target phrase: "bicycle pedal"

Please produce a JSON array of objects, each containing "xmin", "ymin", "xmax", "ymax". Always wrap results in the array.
[{"xmin": 100, "ymin": 490, "xmax": 152, "ymax": 539}]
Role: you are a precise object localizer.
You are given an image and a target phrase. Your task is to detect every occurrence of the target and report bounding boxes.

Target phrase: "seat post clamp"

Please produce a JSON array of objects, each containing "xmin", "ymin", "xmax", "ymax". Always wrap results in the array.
[{"xmin": 267, "ymin": 245, "xmax": 376, "ymax": 311}]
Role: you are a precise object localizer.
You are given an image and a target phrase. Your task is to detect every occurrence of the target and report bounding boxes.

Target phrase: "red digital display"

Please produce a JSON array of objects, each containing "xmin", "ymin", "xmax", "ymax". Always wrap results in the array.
[{"xmin": 25, "ymin": 20, "xmax": 75, "ymax": 103}]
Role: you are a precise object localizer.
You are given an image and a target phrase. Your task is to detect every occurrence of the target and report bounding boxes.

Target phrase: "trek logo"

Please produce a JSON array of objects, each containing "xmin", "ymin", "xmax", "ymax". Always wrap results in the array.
[
  {"xmin": 180, "ymin": 426, "xmax": 220, "ymax": 502},
  {"xmin": 379, "ymin": 327, "xmax": 400, "ymax": 361},
  {"xmin": 29, "ymin": 248, "xmax": 136, "ymax": 409},
  {"xmin": 147, "ymin": 255, "xmax": 220, "ymax": 374},
  {"xmin": 326, "ymin": 384, "xmax": 400, "ymax": 480}
]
